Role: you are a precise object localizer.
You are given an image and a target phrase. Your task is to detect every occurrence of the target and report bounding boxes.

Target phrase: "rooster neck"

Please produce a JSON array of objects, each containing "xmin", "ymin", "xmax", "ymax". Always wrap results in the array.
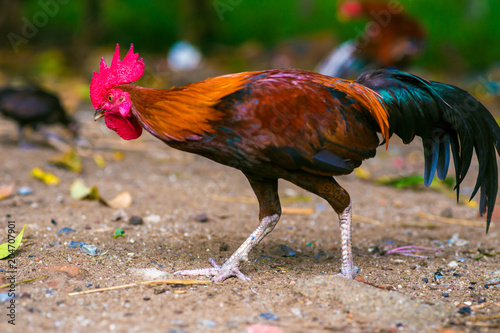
[{"xmin": 116, "ymin": 78, "xmax": 247, "ymax": 141}]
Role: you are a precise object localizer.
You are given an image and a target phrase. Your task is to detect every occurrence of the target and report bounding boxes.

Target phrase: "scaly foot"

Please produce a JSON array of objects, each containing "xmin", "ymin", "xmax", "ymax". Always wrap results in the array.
[
  {"xmin": 337, "ymin": 265, "xmax": 359, "ymax": 279},
  {"xmin": 174, "ymin": 258, "xmax": 249, "ymax": 283}
]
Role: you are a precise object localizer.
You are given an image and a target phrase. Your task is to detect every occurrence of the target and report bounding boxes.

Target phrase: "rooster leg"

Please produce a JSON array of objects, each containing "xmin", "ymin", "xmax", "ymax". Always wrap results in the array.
[
  {"xmin": 338, "ymin": 202, "xmax": 355, "ymax": 279},
  {"xmin": 285, "ymin": 173, "xmax": 355, "ymax": 279},
  {"xmin": 175, "ymin": 176, "xmax": 281, "ymax": 282}
]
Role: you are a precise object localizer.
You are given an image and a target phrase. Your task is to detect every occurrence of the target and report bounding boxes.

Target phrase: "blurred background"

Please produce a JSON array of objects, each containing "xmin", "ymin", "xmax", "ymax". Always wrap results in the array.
[{"xmin": 0, "ymin": 0, "xmax": 499, "ymax": 115}]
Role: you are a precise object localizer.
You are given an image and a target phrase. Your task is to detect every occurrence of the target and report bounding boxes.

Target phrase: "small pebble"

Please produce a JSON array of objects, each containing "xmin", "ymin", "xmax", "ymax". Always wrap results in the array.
[
  {"xmin": 478, "ymin": 298, "xmax": 486, "ymax": 304},
  {"xmin": 259, "ymin": 313, "xmax": 279, "ymax": 321},
  {"xmin": 422, "ymin": 278, "xmax": 429, "ymax": 283},
  {"xmin": 447, "ymin": 233, "xmax": 468, "ymax": 246},
  {"xmin": 447, "ymin": 261, "xmax": 458, "ymax": 268},
  {"xmin": 442, "ymin": 293, "xmax": 449, "ymax": 297},
  {"xmin": 246, "ymin": 324, "xmax": 284, "ymax": 333},
  {"xmin": 197, "ymin": 320, "xmax": 217, "ymax": 328},
  {"xmin": 315, "ymin": 250, "xmax": 325, "ymax": 258},
  {"xmin": 434, "ymin": 271, "xmax": 444, "ymax": 280},
  {"xmin": 150, "ymin": 261, "xmax": 165, "ymax": 269},
  {"xmin": 51, "ymin": 219, "xmax": 57, "ymax": 225},
  {"xmin": 194, "ymin": 214, "xmax": 209, "ymax": 222},
  {"xmin": 112, "ymin": 209, "xmax": 128, "ymax": 222},
  {"xmin": 441, "ymin": 207, "xmax": 453, "ymax": 218},
  {"xmin": 57, "ymin": 227, "xmax": 76, "ymax": 234},
  {"xmin": 144, "ymin": 214, "xmax": 161, "ymax": 223},
  {"xmin": 484, "ymin": 284, "xmax": 489, "ymax": 289},
  {"xmin": 143, "ymin": 297, "xmax": 151, "ymax": 301},
  {"xmin": 0, "ymin": 292, "xmax": 14, "ymax": 303},
  {"xmin": 453, "ymin": 273, "xmax": 461, "ymax": 277},
  {"xmin": 129, "ymin": 215, "xmax": 144, "ymax": 225},
  {"xmin": 276, "ymin": 244, "xmax": 295, "ymax": 257},
  {"xmin": 316, "ymin": 204, "xmax": 326, "ymax": 211},
  {"xmin": 81, "ymin": 244, "xmax": 98, "ymax": 256},
  {"xmin": 458, "ymin": 306, "xmax": 471, "ymax": 315},
  {"xmin": 468, "ymin": 286, "xmax": 474, "ymax": 290},
  {"xmin": 219, "ymin": 242, "xmax": 229, "ymax": 252},
  {"xmin": 17, "ymin": 186, "xmax": 33, "ymax": 196},
  {"xmin": 68, "ymin": 241, "xmax": 87, "ymax": 249}
]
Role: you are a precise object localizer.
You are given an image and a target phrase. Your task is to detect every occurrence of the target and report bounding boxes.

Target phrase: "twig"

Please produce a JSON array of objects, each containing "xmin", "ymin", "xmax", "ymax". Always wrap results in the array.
[
  {"xmin": 0, "ymin": 274, "xmax": 47, "ymax": 289},
  {"xmin": 384, "ymin": 245, "xmax": 436, "ymax": 258},
  {"xmin": 68, "ymin": 279, "xmax": 212, "ymax": 296},
  {"xmin": 417, "ymin": 212, "xmax": 485, "ymax": 227},
  {"xmin": 138, "ymin": 279, "xmax": 212, "ymax": 286},
  {"xmin": 282, "ymin": 207, "xmax": 314, "ymax": 215},
  {"xmin": 473, "ymin": 314, "xmax": 500, "ymax": 321},
  {"xmin": 68, "ymin": 283, "xmax": 137, "ymax": 296},
  {"xmin": 486, "ymin": 280, "xmax": 500, "ymax": 286},
  {"xmin": 353, "ymin": 214, "xmax": 382, "ymax": 226}
]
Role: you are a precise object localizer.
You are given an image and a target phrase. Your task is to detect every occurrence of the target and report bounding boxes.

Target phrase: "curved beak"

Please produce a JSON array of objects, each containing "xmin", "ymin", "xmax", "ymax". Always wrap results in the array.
[{"xmin": 94, "ymin": 109, "xmax": 105, "ymax": 121}]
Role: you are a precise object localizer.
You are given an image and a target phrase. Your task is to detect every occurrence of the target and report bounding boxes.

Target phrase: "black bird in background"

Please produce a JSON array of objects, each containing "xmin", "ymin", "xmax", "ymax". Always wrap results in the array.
[{"xmin": 0, "ymin": 85, "xmax": 78, "ymax": 144}]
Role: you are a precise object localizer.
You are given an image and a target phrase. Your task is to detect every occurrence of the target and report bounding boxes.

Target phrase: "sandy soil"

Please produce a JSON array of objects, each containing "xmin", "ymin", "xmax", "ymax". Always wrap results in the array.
[{"xmin": 0, "ymin": 110, "xmax": 499, "ymax": 333}]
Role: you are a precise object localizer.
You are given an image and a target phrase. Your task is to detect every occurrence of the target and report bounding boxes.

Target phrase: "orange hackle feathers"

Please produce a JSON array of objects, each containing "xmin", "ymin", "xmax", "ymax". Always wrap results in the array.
[{"xmin": 118, "ymin": 72, "xmax": 253, "ymax": 141}]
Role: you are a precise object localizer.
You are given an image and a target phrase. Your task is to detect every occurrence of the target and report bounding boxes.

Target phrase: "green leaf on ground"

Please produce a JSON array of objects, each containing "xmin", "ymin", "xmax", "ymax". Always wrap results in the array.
[
  {"xmin": 0, "ymin": 225, "xmax": 26, "ymax": 260},
  {"xmin": 114, "ymin": 228, "xmax": 125, "ymax": 239}
]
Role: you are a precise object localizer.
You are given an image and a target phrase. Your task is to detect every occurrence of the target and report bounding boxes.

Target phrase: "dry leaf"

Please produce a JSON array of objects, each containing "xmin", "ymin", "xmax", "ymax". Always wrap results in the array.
[
  {"xmin": 93, "ymin": 153, "xmax": 106, "ymax": 168},
  {"xmin": 113, "ymin": 151, "xmax": 124, "ymax": 161},
  {"xmin": 354, "ymin": 167, "xmax": 371, "ymax": 180},
  {"xmin": 0, "ymin": 183, "xmax": 15, "ymax": 200},
  {"xmin": 108, "ymin": 191, "xmax": 132, "ymax": 209},
  {"xmin": 70, "ymin": 179, "xmax": 100, "ymax": 201},
  {"xmin": 31, "ymin": 168, "xmax": 60, "ymax": 186},
  {"xmin": 49, "ymin": 149, "xmax": 82, "ymax": 173}
]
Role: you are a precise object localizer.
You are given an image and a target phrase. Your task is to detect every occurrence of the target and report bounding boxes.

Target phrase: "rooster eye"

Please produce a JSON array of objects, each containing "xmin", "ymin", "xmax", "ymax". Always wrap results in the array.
[{"xmin": 108, "ymin": 95, "xmax": 113, "ymax": 102}]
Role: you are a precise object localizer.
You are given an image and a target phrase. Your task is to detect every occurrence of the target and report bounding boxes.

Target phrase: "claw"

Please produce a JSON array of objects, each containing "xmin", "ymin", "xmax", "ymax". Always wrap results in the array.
[{"xmin": 174, "ymin": 258, "xmax": 249, "ymax": 282}]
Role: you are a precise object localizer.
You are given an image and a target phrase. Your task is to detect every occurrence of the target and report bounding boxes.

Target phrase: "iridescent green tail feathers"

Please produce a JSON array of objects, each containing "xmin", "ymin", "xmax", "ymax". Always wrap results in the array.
[{"xmin": 357, "ymin": 69, "xmax": 500, "ymax": 231}]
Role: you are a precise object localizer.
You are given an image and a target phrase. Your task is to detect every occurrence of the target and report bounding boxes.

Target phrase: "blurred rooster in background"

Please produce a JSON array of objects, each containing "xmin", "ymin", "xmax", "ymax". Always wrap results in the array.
[
  {"xmin": 317, "ymin": 0, "xmax": 426, "ymax": 79},
  {"xmin": 0, "ymin": 85, "xmax": 79, "ymax": 143},
  {"xmin": 91, "ymin": 45, "xmax": 499, "ymax": 282}
]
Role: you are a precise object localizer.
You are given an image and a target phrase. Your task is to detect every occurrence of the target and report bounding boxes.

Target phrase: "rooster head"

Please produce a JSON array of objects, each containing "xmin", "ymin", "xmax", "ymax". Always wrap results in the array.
[{"xmin": 90, "ymin": 44, "xmax": 144, "ymax": 140}]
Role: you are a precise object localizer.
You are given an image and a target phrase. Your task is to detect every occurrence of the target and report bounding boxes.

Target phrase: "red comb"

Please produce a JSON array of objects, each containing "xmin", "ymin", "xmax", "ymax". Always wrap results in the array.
[{"xmin": 90, "ymin": 44, "xmax": 144, "ymax": 109}]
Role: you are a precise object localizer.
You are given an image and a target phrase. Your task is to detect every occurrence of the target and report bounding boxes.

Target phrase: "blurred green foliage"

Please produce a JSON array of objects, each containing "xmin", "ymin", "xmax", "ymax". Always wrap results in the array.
[{"xmin": 15, "ymin": 0, "xmax": 500, "ymax": 70}]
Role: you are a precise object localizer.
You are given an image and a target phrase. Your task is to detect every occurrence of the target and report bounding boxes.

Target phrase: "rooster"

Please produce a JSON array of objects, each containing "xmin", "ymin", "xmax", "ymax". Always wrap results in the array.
[
  {"xmin": 0, "ymin": 85, "xmax": 79, "ymax": 142},
  {"xmin": 91, "ymin": 45, "xmax": 499, "ymax": 282},
  {"xmin": 317, "ymin": 0, "xmax": 426, "ymax": 79}
]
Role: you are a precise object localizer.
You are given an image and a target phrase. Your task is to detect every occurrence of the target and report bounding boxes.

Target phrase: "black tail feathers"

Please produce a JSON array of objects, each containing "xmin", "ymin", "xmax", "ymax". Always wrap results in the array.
[{"xmin": 357, "ymin": 69, "xmax": 500, "ymax": 231}]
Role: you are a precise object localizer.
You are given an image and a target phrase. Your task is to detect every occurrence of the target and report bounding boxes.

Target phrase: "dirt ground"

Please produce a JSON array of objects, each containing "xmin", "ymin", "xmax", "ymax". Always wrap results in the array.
[{"xmin": 0, "ymin": 109, "xmax": 499, "ymax": 333}]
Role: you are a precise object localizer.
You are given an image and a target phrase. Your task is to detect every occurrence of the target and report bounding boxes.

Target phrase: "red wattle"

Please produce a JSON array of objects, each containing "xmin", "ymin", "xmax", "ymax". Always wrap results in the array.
[{"xmin": 104, "ymin": 113, "xmax": 142, "ymax": 140}]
